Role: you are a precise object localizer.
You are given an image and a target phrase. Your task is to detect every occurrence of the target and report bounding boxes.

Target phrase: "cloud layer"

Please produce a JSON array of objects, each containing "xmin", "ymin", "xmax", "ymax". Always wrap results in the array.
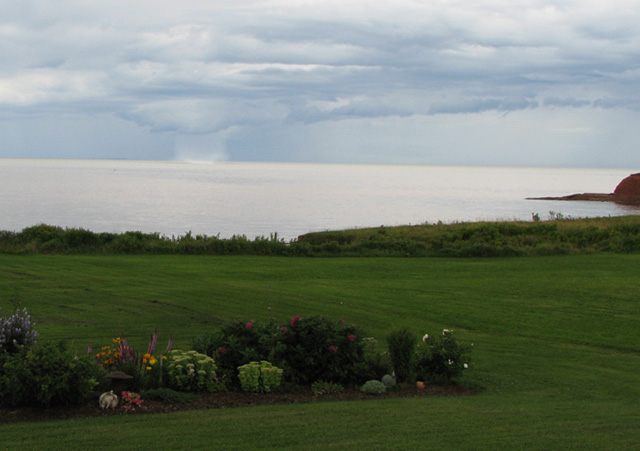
[{"xmin": 2, "ymin": 0, "xmax": 640, "ymax": 166}]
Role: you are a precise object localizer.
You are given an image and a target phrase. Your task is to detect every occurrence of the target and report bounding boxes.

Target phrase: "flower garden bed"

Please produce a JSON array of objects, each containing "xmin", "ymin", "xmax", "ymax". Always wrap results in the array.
[{"xmin": 0, "ymin": 383, "xmax": 474, "ymax": 424}]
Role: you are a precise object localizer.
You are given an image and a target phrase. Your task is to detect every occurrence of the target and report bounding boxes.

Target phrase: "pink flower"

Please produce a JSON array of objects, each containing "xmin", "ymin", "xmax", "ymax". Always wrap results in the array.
[
  {"xmin": 281, "ymin": 328, "xmax": 288, "ymax": 335},
  {"xmin": 329, "ymin": 345, "xmax": 337, "ymax": 352},
  {"xmin": 220, "ymin": 347, "xmax": 227, "ymax": 354},
  {"xmin": 348, "ymin": 334, "xmax": 355, "ymax": 341},
  {"xmin": 290, "ymin": 315, "xmax": 301, "ymax": 327},
  {"xmin": 246, "ymin": 321, "xmax": 253, "ymax": 329},
  {"xmin": 339, "ymin": 318, "xmax": 345, "ymax": 323}
]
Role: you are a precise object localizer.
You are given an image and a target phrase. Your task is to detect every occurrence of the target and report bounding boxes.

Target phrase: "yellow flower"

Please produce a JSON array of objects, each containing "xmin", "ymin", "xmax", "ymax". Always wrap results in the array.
[
  {"xmin": 149, "ymin": 357, "xmax": 158, "ymax": 365},
  {"xmin": 146, "ymin": 366, "xmax": 152, "ymax": 371}
]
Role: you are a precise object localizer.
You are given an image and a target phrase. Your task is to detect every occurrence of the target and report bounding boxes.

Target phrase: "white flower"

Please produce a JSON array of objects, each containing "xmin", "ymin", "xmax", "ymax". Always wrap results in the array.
[
  {"xmin": 422, "ymin": 333, "xmax": 429, "ymax": 342},
  {"xmin": 448, "ymin": 359, "xmax": 454, "ymax": 365},
  {"xmin": 442, "ymin": 329, "xmax": 451, "ymax": 335},
  {"xmin": 463, "ymin": 363, "xmax": 469, "ymax": 369}
]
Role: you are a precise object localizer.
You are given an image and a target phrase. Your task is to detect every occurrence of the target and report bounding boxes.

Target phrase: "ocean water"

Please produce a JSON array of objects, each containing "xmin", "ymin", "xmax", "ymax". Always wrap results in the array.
[{"xmin": 1, "ymin": 159, "xmax": 639, "ymax": 241}]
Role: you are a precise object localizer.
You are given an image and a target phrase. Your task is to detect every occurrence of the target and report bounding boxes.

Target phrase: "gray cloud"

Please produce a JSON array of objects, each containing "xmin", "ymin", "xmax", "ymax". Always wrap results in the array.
[{"xmin": 1, "ymin": 0, "xmax": 640, "ymax": 166}]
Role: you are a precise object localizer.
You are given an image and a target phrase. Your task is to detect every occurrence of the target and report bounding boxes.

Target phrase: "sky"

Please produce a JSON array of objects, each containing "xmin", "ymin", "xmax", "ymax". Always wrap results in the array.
[{"xmin": 1, "ymin": 0, "xmax": 640, "ymax": 167}]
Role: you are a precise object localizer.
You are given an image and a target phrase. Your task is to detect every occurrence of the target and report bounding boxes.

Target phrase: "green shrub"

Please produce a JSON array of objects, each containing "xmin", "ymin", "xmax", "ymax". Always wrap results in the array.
[
  {"xmin": 198, "ymin": 316, "xmax": 376, "ymax": 387},
  {"xmin": 381, "ymin": 373, "xmax": 396, "ymax": 388},
  {"xmin": 0, "ymin": 307, "xmax": 39, "ymax": 354},
  {"xmin": 311, "ymin": 380, "xmax": 344, "ymax": 395},
  {"xmin": 0, "ymin": 341, "xmax": 102, "ymax": 408},
  {"xmin": 192, "ymin": 319, "xmax": 280, "ymax": 386},
  {"xmin": 237, "ymin": 360, "xmax": 283, "ymax": 393},
  {"xmin": 360, "ymin": 380, "xmax": 386, "ymax": 395},
  {"xmin": 273, "ymin": 315, "xmax": 371, "ymax": 385},
  {"xmin": 166, "ymin": 349, "xmax": 223, "ymax": 392},
  {"xmin": 386, "ymin": 327, "xmax": 417, "ymax": 383},
  {"xmin": 415, "ymin": 329, "xmax": 470, "ymax": 385}
]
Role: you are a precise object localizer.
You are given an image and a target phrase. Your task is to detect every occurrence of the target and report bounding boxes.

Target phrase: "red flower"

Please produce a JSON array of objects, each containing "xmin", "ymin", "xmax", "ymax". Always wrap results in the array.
[
  {"xmin": 220, "ymin": 347, "xmax": 227, "ymax": 354},
  {"xmin": 290, "ymin": 315, "xmax": 301, "ymax": 327},
  {"xmin": 329, "ymin": 345, "xmax": 337, "ymax": 352},
  {"xmin": 339, "ymin": 318, "xmax": 345, "ymax": 324},
  {"xmin": 246, "ymin": 322, "xmax": 253, "ymax": 329},
  {"xmin": 281, "ymin": 328, "xmax": 288, "ymax": 335},
  {"xmin": 348, "ymin": 334, "xmax": 355, "ymax": 341}
]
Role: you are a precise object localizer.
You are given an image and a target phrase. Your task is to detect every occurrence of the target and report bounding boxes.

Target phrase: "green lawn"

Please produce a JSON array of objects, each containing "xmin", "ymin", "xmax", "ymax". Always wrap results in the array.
[{"xmin": 1, "ymin": 254, "xmax": 639, "ymax": 449}]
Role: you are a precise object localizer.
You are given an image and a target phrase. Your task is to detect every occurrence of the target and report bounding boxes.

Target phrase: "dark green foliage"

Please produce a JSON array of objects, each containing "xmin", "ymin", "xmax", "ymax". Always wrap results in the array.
[
  {"xmin": 273, "ymin": 315, "xmax": 371, "ymax": 385},
  {"xmin": 142, "ymin": 387, "xmax": 196, "ymax": 405},
  {"xmin": 0, "ymin": 341, "xmax": 103, "ymax": 408},
  {"xmin": 415, "ymin": 330, "xmax": 470, "ymax": 385},
  {"xmin": 194, "ymin": 316, "xmax": 378, "ymax": 387},
  {"xmin": 386, "ymin": 328, "xmax": 417, "ymax": 383},
  {"xmin": 192, "ymin": 319, "xmax": 281, "ymax": 386},
  {"xmin": 311, "ymin": 380, "xmax": 344, "ymax": 395},
  {"xmin": 360, "ymin": 379, "xmax": 386, "ymax": 395},
  {"xmin": 5, "ymin": 217, "xmax": 640, "ymax": 257}
]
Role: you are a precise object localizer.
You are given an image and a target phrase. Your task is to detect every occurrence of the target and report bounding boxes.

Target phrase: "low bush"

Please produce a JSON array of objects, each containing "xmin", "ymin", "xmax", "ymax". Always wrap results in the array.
[
  {"xmin": 192, "ymin": 319, "xmax": 280, "ymax": 386},
  {"xmin": 272, "ymin": 315, "xmax": 373, "ymax": 385},
  {"xmin": 195, "ymin": 316, "xmax": 381, "ymax": 387},
  {"xmin": 415, "ymin": 329, "xmax": 470, "ymax": 385},
  {"xmin": 360, "ymin": 380, "xmax": 386, "ymax": 395},
  {"xmin": 237, "ymin": 360, "xmax": 283, "ymax": 393},
  {"xmin": 166, "ymin": 350, "xmax": 223, "ymax": 392},
  {"xmin": 0, "ymin": 307, "xmax": 39, "ymax": 354},
  {"xmin": 0, "ymin": 341, "xmax": 103, "ymax": 408}
]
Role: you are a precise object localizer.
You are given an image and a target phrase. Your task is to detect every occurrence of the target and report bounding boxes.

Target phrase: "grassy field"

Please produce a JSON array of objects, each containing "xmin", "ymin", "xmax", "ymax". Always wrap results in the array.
[{"xmin": 1, "ymin": 253, "xmax": 639, "ymax": 449}]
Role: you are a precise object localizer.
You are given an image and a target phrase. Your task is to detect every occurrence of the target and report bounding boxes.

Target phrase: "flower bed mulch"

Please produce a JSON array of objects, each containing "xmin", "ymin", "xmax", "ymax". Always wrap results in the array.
[{"xmin": 0, "ymin": 384, "xmax": 473, "ymax": 424}]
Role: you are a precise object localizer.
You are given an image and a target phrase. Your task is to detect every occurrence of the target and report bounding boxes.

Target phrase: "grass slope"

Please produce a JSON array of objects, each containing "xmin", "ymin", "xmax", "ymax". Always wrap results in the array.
[{"xmin": 1, "ymin": 254, "xmax": 639, "ymax": 449}]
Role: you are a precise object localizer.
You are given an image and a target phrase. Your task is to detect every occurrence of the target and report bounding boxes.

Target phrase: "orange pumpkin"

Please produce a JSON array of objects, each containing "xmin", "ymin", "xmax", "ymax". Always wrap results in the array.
[{"xmin": 416, "ymin": 381, "xmax": 425, "ymax": 389}]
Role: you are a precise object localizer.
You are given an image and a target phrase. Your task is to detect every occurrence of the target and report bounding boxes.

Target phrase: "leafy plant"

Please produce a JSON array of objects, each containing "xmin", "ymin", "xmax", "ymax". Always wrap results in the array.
[
  {"xmin": 92, "ymin": 330, "xmax": 172, "ymax": 390},
  {"xmin": 0, "ymin": 341, "xmax": 102, "ymax": 408},
  {"xmin": 311, "ymin": 380, "xmax": 344, "ymax": 395},
  {"xmin": 192, "ymin": 320, "xmax": 280, "ymax": 386},
  {"xmin": 273, "ymin": 315, "xmax": 370, "ymax": 385},
  {"xmin": 415, "ymin": 329, "xmax": 470, "ymax": 385},
  {"xmin": 120, "ymin": 391, "xmax": 145, "ymax": 413},
  {"xmin": 0, "ymin": 307, "xmax": 38, "ymax": 354},
  {"xmin": 237, "ymin": 360, "xmax": 283, "ymax": 393},
  {"xmin": 386, "ymin": 327, "xmax": 417, "ymax": 383},
  {"xmin": 381, "ymin": 374, "xmax": 396, "ymax": 388},
  {"xmin": 166, "ymin": 350, "xmax": 223, "ymax": 392},
  {"xmin": 360, "ymin": 380, "xmax": 387, "ymax": 395}
]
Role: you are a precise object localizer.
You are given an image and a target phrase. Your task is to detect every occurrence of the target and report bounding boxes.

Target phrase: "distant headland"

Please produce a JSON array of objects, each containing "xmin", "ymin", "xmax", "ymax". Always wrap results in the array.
[{"xmin": 528, "ymin": 173, "xmax": 640, "ymax": 204}]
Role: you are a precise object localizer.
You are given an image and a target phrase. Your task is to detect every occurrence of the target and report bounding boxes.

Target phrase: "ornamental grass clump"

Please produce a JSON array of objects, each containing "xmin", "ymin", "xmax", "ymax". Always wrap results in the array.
[
  {"xmin": 237, "ymin": 360, "xmax": 283, "ymax": 393},
  {"xmin": 166, "ymin": 350, "xmax": 223, "ymax": 392},
  {"xmin": 386, "ymin": 327, "xmax": 417, "ymax": 383}
]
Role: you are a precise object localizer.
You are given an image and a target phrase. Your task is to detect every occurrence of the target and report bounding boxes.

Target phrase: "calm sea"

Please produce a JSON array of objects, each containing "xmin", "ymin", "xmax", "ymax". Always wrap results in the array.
[{"xmin": 1, "ymin": 159, "xmax": 639, "ymax": 241}]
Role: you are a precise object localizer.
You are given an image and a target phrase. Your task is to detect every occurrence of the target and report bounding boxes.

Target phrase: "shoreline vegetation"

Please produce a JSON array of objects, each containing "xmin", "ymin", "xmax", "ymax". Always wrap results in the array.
[{"xmin": 3, "ymin": 215, "xmax": 640, "ymax": 257}]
